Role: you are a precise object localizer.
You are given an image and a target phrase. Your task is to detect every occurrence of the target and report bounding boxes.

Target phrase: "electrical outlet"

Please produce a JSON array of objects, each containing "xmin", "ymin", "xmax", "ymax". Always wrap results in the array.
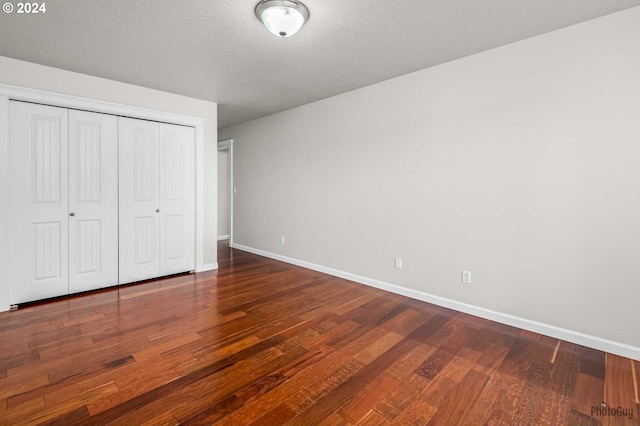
[
  {"xmin": 395, "ymin": 257, "xmax": 402, "ymax": 269},
  {"xmin": 280, "ymin": 236, "xmax": 285, "ymax": 245},
  {"xmin": 462, "ymin": 270, "xmax": 471, "ymax": 285}
]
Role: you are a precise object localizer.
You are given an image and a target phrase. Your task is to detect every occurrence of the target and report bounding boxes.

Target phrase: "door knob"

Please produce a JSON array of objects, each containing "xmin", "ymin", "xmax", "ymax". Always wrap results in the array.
[
  {"xmin": 69, "ymin": 212, "xmax": 75, "ymax": 217},
  {"xmin": 156, "ymin": 209, "xmax": 160, "ymax": 213}
]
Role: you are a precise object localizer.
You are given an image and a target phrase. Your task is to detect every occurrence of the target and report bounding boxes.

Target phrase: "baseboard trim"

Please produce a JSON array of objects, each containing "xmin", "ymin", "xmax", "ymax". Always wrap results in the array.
[
  {"xmin": 199, "ymin": 263, "xmax": 219, "ymax": 272},
  {"xmin": 231, "ymin": 243, "xmax": 640, "ymax": 361},
  {"xmin": 217, "ymin": 235, "xmax": 230, "ymax": 241}
]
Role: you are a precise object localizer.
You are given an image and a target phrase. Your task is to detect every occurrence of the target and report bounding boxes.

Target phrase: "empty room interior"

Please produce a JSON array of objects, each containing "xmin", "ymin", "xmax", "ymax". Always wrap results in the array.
[{"xmin": 1, "ymin": 1, "xmax": 640, "ymax": 424}]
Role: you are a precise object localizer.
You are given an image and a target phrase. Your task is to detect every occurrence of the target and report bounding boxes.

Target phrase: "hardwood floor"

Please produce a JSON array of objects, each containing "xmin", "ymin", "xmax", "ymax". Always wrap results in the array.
[{"xmin": 1, "ymin": 241, "xmax": 638, "ymax": 425}]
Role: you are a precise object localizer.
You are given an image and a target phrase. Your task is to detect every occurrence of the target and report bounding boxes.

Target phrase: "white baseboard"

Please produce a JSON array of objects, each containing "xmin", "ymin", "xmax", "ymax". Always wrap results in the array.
[
  {"xmin": 231, "ymin": 243, "xmax": 640, "ymax": 361},
  {"xmin": 217, "ymin": 235, "xmax": 230, "ymax": 241},
  {"xmin": 199, "ymin": 262, "xmax": 219, "ymax": 272}
]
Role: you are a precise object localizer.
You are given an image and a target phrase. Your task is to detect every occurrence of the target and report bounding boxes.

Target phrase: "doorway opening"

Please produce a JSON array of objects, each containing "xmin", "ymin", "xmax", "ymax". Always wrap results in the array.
[{"xmin": 217, "ymin": 139, "xmax": 233, "ymax": 256}]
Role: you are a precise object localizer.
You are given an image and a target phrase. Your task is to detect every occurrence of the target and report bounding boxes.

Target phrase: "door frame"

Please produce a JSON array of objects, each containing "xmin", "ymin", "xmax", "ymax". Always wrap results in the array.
[
  {"xmin": 0, "ymin": 83, "xmax": 207, "ymax": 312},
  {"xmin": 217, "ymin": 139, "xmax": 234, "ymax": 247}
]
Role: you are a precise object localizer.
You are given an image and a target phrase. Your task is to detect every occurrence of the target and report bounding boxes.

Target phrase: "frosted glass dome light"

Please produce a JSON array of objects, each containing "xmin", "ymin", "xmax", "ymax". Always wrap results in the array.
[{"xmin": 255, "ymin": 0, "xmax": 310, "ymax": 38}]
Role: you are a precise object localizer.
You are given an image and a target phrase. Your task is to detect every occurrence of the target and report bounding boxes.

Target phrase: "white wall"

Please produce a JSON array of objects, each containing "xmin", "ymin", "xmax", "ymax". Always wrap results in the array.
[
  {"xmin": 218, "ymin": 149, "xmax": 230, "ymax": 238},
  {"xmin": 0, "ymin": 56, "xmax": 218, "ymax": 311},
  {"xmin": 220, "ymin": 7, "xmax": 640, "ymax": 356}
]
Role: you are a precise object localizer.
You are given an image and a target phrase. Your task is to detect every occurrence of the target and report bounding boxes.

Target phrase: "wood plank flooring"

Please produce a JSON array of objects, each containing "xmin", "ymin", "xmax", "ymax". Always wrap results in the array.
[{"xmin": 0, "ymin": 242, "xmax": 638, "ymax": 425}]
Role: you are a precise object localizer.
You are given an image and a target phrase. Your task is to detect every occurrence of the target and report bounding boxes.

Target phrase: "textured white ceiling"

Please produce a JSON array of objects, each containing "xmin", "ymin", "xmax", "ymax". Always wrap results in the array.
[{"xmin": 0, "ymin": 0, "xmax": 638, "ymax": 128}]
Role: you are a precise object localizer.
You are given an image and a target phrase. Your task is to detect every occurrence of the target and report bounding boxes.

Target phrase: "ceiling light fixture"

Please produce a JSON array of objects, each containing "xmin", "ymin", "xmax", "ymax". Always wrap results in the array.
[{"xmin": 255, "ymin": 0, "xmax": 310, "ymax": 38}]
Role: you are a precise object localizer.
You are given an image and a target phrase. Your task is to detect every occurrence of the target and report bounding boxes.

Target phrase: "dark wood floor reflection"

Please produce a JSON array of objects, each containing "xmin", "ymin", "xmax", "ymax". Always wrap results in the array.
[{"xmin": 0, "ymin": 241, "xmax": 638, "ymax": 425}]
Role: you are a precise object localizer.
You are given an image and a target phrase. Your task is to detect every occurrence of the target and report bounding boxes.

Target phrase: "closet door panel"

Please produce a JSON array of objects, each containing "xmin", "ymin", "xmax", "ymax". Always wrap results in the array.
[
  {"xmin": 68, "ymin": 110, "xmax": 118, "ymax": 294},
  {"xmin": 118, "ymin": 118, "xmax": 160, "ymax": 284},
  {"xmin": 159, "ymin": 124, "xmax": 195, "ymax": 275},
  {"xmin": 9, "ymin": 101, "xmax": 69, "ymax": 303}
]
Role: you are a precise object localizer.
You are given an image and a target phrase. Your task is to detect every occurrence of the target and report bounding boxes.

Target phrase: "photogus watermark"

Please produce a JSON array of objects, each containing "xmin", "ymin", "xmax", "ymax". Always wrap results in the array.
[{"xmin": 591, "ymin": 402, "xmax": 634, "ymax": 420}]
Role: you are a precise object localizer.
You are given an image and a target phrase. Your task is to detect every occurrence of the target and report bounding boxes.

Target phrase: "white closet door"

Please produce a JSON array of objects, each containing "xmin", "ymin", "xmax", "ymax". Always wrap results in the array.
[
  {"xmin": 68, "ymin": 110, "xmax": 118, "ymax": 293},
  {"xmin": 159, "ymin": 123, "xmax": 195, "ymax": 275},
  {"xmin": 118, "ymin": 117, "xmax": 160, "ymax": 284},
  {"xmin": 9, "ymin": 102, "xmax": 69, "ymax": 303}
]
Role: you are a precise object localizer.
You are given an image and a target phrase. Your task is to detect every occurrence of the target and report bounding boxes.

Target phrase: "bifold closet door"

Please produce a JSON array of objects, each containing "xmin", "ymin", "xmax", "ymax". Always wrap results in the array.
[
  {"xmin": 159, "ymin": 123, "xmax": 195, "ymax": 276},
  {"xmin": 8, "ymin": 102, "xmax": 193, "ymax": 302},
  {"xmin": 9, "ymin": 102, "xmax": 69, "ymax": 303},
  {"xmin": 9, "ymin": 103, "xmax": 119, "ymax": 304},
  {"xmin": 119, "ymin": 118, "xmax": 195, "ymax": 284},
  {"xmin": 68, "ymin": 110, "xmax": 119, "ymax": 294},
  {"xmin": 118, "ymin": 118, "xmax": 161, "ymax": 284}
]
